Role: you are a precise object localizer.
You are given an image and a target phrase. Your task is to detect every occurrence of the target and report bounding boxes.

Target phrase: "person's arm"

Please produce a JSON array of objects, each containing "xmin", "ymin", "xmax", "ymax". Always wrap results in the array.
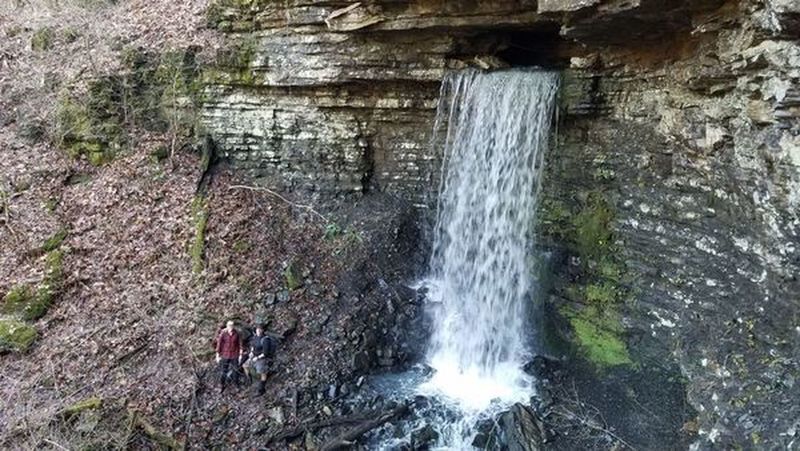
[
  {"xmin": 215, "ymin": 331, "xmax": 222, "ymax": 362},
  {"xmin": 238, "ymin": 333, "xmax": 245, "ymax": 361}
]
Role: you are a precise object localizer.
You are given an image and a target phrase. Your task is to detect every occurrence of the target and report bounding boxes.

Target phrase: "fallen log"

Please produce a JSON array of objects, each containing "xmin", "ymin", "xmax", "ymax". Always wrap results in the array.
[
  {"xmin": 261, "ymin": 411, "xmax": 372, "ymax": 441},
  {"xmin": 320, "ymin": 402, "xmax": 410, "ymax": 451}
]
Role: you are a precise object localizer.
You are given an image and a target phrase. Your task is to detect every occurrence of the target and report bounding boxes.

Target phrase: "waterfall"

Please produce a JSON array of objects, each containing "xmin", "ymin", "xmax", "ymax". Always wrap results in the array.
[{"xmin": 421, "ymin": 69, "xmax": 559, "ymax": 416}]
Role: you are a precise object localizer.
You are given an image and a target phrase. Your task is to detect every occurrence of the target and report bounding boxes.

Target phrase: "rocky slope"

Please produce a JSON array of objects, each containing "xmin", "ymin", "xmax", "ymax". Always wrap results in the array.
[{"xmin": 1, "ymin": 0, "xmax": 799, "ymax": 449}]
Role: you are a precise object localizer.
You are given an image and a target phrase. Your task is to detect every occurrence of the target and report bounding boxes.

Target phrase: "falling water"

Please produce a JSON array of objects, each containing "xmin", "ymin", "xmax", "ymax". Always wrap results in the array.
[{"xmin": 417, "ymin": 68, "xmax": 559, "ymax": 445}]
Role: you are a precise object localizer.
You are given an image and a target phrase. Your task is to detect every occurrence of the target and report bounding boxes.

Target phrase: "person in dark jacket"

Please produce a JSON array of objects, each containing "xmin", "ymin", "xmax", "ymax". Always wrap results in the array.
[
  {"xmin": 215, "ymin": 320, "xmax": 244, "ymax": 393},
  {"xmin": 243, "ymin": 324, "xmax": 273, "ymax": 396}
]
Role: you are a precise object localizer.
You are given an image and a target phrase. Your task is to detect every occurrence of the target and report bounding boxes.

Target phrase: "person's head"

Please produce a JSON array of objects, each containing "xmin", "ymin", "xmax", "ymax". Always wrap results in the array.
[
  {"xmin": 255, "ymin": 324, "xmax": 264, "ymax": 336},
  {"xmin": 226, "ymin": 320, "xmax": 235, "ymax": 332}
]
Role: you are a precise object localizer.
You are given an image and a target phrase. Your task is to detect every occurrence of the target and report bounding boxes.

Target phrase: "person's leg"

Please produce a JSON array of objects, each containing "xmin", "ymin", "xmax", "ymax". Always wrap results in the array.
[
  {"xmin": 218, "ymin": 358, "xmax": 230, "ymax": 392},
  {"xmin": 242, "ymin": 360, "xmax": 253, "ymax": 385},
  {"xmin": 256, "ymin": 360, "xmax": 268, "ymax": 395}
]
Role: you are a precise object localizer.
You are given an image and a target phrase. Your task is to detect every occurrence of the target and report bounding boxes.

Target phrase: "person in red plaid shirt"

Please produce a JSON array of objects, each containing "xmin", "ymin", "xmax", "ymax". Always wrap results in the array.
[{"xmin": 215, "ymin": 320, "xmax": 244, "ymax": 393}]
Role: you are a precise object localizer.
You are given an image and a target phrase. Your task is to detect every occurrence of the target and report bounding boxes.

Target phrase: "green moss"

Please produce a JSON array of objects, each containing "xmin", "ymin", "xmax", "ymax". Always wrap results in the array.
[
  {"xmin": 3, "ymin": 249, "xmax": 64, "ymax": 320},
  {"xmin": 63, "ymin": 397, "xmax": 102, "ymax": 416},
  {"xmin": 0, "ymin": 318, "xmax": 37, "ymax": 352},
  {"xmin": 56, "ymin": 94, "xmax": 115, "ymax": 163},
  {"xmin": 566, "ymin": 306, "xmax": 631, "ymax": 367},
  {"xmin": 21, "ymin": 250, "xmax": 64, "ymax": 321},
  {"xmin": 284, "ymin": 261, "xmax": 302, "ymax": 291},
  {"xmin": 585, "ymin": 281, "xmax": 618, "ymax": 304},
  {"xmin": 55, "ymin": 47, "xmax": 202, "ymax": 163},
  {"xmin": 31, "ymin": 27, "xmax": 55, "ymax": 51},
  {"xmin": 324, "ymin": 223, "xmax": 342, "ymax": 240},
  {"xmin": 539, "ymin": 190, "xmax": 634, "ymax": 368},
  {"xmin": 538, "ymin": 199, "xmax": 571, "ymax": 240},
  {"xmin": 42, "ymin": 229, "xmax": 68, "ymax": 252},
  {"xmin": 2, "ymin": 285, "xmax": 35, "ymax": 315},
  {"xmin": 572, "ymin": 192, "xmax": 614, "ymax": 262},
  {"xmin": 191, "ymin": 196, "xmax": 208, "ymax": 275}
]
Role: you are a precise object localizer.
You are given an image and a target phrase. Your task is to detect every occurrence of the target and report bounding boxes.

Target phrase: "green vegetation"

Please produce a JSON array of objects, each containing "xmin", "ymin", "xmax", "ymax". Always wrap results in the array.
[
  {"xmin": 55, "ymin": 47, "xmax": 203, "ymax": 164},
  {"xmin": 539, "ymin": 190, "xmax": 634, "ymax": 368},
  {"xmin": 191, "ymin": 196, "xmax": 208, "ymax": 275},
  {"xmin": 203, "ymin": 35, "xmax": 261, "ymax": 85},
  {"xmin": 563, "ymin": 306, "xmax": 632, "ymax": 367},
  {"xmin": 31, "ymin": 27, "xmax": 55, "ymax": 51},
  {"xmin": 284, "ymin": 261, "xmax": 302, "ymax": 291},
  {"xmin": 42, "ymin": 228, "xmax": 68, "ymax": 252},
  {"xmin": 2, "ymin": 249, "xmax": 64, "ymax": 321},
  {"xmin": 572, "ymin": 192, "xmax": 614, "ymax": 261},
  {"xmin": 2, "ymin": 285, "xmax": 35, "ymax": 316},
  {"xmin": 0, "ymin": 318, "xmax": 38, "ymax": 352},
  {"xmin": 584, "ymin": 281, "xmax": 618, "ymax": 304},
  {"xmin": 62, "ymin": 397, "xmax": 103, "ymax": 417},
  {"xmin": 324, "ymin": 223, "xmax": 342, "ymax": 240}
]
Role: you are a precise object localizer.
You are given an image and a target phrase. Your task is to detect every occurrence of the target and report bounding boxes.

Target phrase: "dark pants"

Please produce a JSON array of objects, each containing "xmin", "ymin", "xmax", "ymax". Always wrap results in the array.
[{"xmin": 218, "ymin": 358, "xmax": 242, "ymax": 386}]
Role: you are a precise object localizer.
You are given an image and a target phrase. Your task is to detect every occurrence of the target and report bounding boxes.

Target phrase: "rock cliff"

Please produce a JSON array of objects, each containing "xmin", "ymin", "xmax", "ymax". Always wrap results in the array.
[{"xmin": 202, "ymin": 0, "xmax": 800, "ymax": 448}]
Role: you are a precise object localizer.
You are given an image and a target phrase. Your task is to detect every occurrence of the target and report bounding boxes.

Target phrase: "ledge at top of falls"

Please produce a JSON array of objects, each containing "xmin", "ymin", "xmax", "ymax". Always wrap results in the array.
[{"xmin": 205, "ymin": 0, "xmax": 733, "ymax": 85}]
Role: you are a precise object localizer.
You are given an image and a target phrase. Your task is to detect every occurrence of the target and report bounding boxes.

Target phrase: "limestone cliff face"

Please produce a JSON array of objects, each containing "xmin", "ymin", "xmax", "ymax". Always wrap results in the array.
[{"xmin": 201, "ymin": 0, "xmax": 800, "ymax": 448}]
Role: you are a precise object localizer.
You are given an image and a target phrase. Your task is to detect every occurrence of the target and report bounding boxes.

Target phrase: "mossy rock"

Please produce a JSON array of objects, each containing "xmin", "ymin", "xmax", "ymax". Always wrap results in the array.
[
  {"xmin": 191, "ymin": 196, "xmax": 208, "ymax": 275},
  {"xmin": 54, "ymin": 47, "xmax": 202, "ymax": 163},
  {"xmin": 2, "ymin": 250, "xmax": 64, "ymax": 321},
  {"xmin": 572, "ymin": 192, "xmax": 614, "ymax": 262},
  {"xmin": 565, "ymin": 306, "xmax": 632, "ymax": 367},
  {"xmin": 2, "ymin": 285, "xmax": 35, "ymax": 315},
  {"xmin": 1, "ymin": 283, "xmax": 54, "ymax": 321},
  {"xmin": 284, "ymin": 261, "xmax": 302, "ymax": 291},
  {"xmin": 585, "ymin": 281, "xmax": 618, "ymax": 304},
  {"xmin": 62, "ymin": 397, "xmax": 103, "ymax": 417},
  {"xmin": 0, "ymin": 318, "xmax": 37, "ymax": 353}
]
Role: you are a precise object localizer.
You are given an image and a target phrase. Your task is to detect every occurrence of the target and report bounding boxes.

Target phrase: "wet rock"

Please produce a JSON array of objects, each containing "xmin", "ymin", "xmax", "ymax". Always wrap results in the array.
[
  {"xmin": 412, "ymin": 395, "xmax": 430, "ymax": 409},
  {"xmin": 266, "ymin": 406, "xmax": 284, "ymax": 425},
  {"xmin": 276, "ymin": 290, "xmax": 290, "ymax": 303},
  {"xmin": 378, "ymin": 357, "xmax": 395, "ymax": 367},
  {"xmin": 500, "ymin": 404, "xmax": 546, "ymax": 451},
  {"xmin": 522, "ymin": 355, "xmax": 550, "ymax": 378},
  {"xmin": 353, "ymin": 350, "xmax": 373, "ymax": 371},
  {"xmin": 304, "ymin": 431, "xmax": 316, "ymax": 450},
  {"xmin": 471, "ymin": 418, "xmax": 500, "ymax": 449},
  {"xmin": 411, "ymin": 424, "xmax": 439, "ymax": 449}
]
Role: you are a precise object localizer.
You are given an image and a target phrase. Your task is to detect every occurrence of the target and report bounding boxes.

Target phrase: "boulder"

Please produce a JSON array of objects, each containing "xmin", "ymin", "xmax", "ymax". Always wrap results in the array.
[{"xmin": 500, "ymin": 404, "xmax": 546, "ymax": 451}]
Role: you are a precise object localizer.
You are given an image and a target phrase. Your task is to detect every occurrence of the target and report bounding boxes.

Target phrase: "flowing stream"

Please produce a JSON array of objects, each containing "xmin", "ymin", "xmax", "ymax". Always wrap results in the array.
[{"xmin": 416, "ymin": 68, "xmax": 559, "ymax": 448}]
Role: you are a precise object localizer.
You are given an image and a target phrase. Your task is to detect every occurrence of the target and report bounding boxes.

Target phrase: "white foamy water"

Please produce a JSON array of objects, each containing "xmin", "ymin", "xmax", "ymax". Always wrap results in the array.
[{"xmin": 418, "ymin": 68, "xmax": 559, "ymax": 447}]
